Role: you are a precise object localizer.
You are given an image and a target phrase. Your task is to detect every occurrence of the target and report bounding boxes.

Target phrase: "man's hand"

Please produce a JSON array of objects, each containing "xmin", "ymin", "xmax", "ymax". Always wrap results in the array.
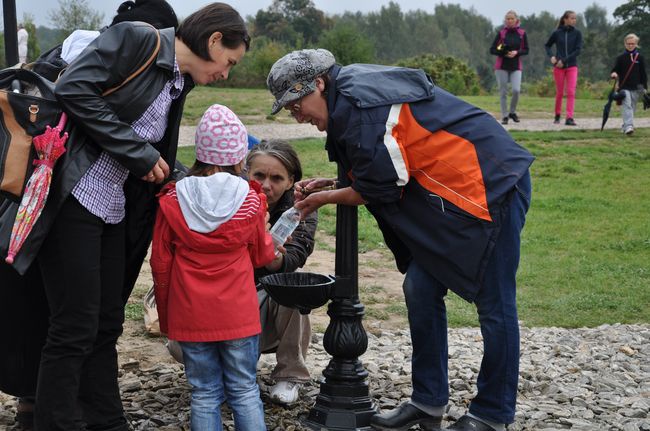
[
  {"xmin": 294, "ymin": 192, "xmax": 327, "ymax": 218},
  {"xmin": 294, "ymin": 185, "xmax": 367, "ymax": 218},
  {"xmin": 294, "ymin": 178, "xmax": 337, "ymax": 202}
]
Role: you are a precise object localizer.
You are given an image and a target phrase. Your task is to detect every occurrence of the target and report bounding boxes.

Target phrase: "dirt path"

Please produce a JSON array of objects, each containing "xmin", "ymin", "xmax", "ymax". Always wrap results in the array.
[
  {"xmin": 130, "ymin": 238, "xmax": 409, "ymax": 333},
  {"xmin": 178, "ymin": 117, "xmax": 650, "ymax": 147}
]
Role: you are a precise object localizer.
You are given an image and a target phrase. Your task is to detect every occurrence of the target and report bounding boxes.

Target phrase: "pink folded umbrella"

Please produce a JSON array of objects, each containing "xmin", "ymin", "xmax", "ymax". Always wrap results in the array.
[{"xmin": 5, "ymin": 113, "xmax": 68, "ymax": 264}]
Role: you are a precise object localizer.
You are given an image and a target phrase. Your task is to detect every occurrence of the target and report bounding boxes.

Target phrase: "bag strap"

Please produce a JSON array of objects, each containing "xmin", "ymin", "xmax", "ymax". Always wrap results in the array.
[
  {"xmin": 499, "ymin": 28, "xmax": 525, "ymax": 47},
  {"xmin": 102, "ymin": 26, "xmax": 161, "ymax": 97},
  {"xmin": 618, "ymin": 52, "xmax": 639, "ymax": 89},
  {"xmin": 498, "ymin": 28, "xmax": 507, "ymax": 44}
]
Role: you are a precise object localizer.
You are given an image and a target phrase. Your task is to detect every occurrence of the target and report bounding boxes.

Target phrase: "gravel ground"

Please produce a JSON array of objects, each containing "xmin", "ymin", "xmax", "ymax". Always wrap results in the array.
[
  {"xmin": 2, "ymin": 323, "xmax": 648, "ymax": 430},
  {"xmin": 177, "ymin": 117, "xmax": 650, "ymax": 147}
]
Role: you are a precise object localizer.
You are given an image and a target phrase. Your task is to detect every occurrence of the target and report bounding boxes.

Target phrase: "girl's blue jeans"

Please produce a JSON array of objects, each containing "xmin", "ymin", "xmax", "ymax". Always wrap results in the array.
[
  {"xmin": 404, "ymin": 171, "xmax": 531, "ymax": 424},
  {"xmin": 180, "ymin": 335, "xmax": 266, "ymax": 431}
]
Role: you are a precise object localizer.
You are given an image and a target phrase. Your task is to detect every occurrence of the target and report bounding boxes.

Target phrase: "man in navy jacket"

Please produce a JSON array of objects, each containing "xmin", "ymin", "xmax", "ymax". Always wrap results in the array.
[{"xmin": 267, "ymin": 49, "xmax": 533, "ymax": 431}]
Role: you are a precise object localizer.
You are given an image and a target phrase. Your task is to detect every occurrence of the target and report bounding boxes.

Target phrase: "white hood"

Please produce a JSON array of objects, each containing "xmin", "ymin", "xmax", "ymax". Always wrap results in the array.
[
  {"xmin": 176, "ymin": 173, "xmax": 250, "ymax": 233},
  {"xmin": 61, "ymin": 29, "xmax": 101, "ymax": 63}
]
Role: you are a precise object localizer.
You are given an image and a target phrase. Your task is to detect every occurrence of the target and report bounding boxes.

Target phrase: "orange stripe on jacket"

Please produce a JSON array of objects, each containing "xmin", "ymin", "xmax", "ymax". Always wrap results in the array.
[{"xmin": 391, "ymin": 103, "xmax": 492, "ymax": 221}]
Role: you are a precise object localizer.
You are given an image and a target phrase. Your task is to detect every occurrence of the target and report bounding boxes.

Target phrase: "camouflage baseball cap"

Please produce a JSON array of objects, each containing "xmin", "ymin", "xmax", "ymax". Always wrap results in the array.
[{"xmin": 267, "ymin": 49, "xmax": 336, "ymax": 115}]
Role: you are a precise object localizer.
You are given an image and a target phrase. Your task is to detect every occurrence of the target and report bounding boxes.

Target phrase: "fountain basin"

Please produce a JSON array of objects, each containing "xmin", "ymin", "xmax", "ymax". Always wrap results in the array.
[{"xmin": 259, "ymin": 272, "xmax": 334, "ymax": 314}]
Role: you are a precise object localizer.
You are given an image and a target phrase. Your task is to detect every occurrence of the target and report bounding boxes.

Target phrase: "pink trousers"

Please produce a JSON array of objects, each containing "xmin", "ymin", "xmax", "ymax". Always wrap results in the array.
[{"xmin": 553, "ymin": 66, "xmax": 579, "ymax": 118}]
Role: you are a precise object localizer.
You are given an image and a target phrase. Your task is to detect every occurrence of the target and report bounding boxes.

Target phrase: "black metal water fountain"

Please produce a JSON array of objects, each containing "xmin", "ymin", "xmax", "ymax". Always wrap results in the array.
[{"xmin": 260, "ymin": 168, "xmax": 377, "ymax": 430}]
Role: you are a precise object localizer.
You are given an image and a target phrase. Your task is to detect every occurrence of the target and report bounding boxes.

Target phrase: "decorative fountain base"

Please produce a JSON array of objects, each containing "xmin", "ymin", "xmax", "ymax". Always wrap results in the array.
[{"xmin": 302, "ymin": 295, "xmax": 376, "ymax": 430}]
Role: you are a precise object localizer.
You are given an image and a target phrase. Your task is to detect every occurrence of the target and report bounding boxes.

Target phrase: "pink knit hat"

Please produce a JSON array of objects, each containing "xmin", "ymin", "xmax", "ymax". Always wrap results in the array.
[{"xmin": 194, "ymin": 104, "xmax": 248, "ymax": 166}]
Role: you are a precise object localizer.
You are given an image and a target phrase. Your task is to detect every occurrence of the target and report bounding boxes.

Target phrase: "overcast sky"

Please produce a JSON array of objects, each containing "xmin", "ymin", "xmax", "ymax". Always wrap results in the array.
[{"xmin": 6, "ymin": 0, "xmax": 630, "ymax": 28}]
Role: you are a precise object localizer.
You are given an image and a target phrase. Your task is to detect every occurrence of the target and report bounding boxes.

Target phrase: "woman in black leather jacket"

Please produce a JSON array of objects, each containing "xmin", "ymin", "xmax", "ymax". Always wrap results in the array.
[
  {"xmin": 15, "ymin": 4, "xmax": 250, "ymax": 430},
  {"xmin": 1, "ymin": 1, "xmax": 179, "ymax": 427}
]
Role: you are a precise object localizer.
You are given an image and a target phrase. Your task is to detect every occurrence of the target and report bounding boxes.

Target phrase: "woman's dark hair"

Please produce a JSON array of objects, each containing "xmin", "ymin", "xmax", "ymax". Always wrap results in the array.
[
  {"xmin": 246, "ymin": 140, "xmax": 302, "ymax": 183},
  {"xmin": 111, "ymin": 0, "xmax": 179, "ymax": 30},
  {"xmin": 557, "ymin": 10, "xmax": 576, "ymax": 28},
  {"xmin": 177, "ymin": 2, "xmax": 250, "ymax": 61},
  {"xmin": 187, "ymin": 160, "xmax": 240, "ymax": 177}
]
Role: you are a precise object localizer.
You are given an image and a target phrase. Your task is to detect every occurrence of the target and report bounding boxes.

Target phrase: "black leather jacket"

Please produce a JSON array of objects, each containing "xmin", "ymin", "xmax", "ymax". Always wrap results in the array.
[{"xmin": 0, "ymin": 22, "xmax": 195, "ymax": 277}]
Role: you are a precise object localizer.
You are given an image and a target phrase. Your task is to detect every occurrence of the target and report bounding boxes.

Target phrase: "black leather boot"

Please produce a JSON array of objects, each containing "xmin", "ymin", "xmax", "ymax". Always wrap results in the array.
[
  {"xmin": 370, "ymin": 402, "xmax": 442, "ymax": 431},
  {"xmin": 442, "ymin": 415, "xmax": 498, "ymax": 430}
]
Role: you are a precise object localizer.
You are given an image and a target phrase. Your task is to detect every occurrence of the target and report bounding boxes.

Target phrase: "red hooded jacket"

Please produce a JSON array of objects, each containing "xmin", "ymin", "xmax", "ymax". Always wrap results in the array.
[{"xmin": 151, "ymin": 179, "xmax": 275, "ymax": 342}]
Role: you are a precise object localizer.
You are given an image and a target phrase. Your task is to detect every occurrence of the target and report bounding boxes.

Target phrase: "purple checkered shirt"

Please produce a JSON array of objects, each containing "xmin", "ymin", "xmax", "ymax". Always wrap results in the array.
[{"xmin": 72, "ymin": 60, "xmax": 184, "ymax": 224}]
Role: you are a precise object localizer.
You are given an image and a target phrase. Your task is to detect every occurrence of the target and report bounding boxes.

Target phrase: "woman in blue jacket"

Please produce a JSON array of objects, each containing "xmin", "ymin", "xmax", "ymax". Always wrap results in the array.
[
  {"xmin": 545, "ymin": 10, "xmax": 583, "ymax": 125},
  {"xmin": 267, "ymin": 49, "xmax": 533, "ymax": 431}
]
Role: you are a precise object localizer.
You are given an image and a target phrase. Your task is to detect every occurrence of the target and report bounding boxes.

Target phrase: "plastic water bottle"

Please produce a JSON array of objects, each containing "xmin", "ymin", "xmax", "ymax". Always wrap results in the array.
[{"xmin": 270, "ymin": 207, "xmax": 301, "ymax": 253}]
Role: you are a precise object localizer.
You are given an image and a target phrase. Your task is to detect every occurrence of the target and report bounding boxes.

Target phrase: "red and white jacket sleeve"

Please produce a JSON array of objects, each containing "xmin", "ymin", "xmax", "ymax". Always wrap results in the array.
[
  {"xmin": 249, "ymin": 192, "xmax": 276, "ymax": 268},
  {"xmin": 150, "ymin": 208, "xmax": 174, "ymax": 335}
]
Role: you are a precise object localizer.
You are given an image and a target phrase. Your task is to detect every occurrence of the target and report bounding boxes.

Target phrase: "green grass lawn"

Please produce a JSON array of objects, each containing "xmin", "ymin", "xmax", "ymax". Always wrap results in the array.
[
  {"xmin": 465, "ymin": 95, "xmax": 650, "ymax": 121},
  {"xmin": 513, "ymin": 129, "xmax": 650, "ymax": 327},
  {"xmin": 182, "ymin": 87, "xmax": 289, "ymax": 126},
  {"xmin": 182, "ymin": 87, "xmax": 649, "ymax": 125}
]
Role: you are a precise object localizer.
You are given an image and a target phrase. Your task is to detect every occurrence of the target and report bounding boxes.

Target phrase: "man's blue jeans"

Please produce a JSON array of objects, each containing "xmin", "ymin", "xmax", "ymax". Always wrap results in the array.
[
  {"xmin": 403, "ymin": 171, "xmax": 531, "ymax": 424},
  {"xmin": 180, "ymin": 335, "xmax": 266, "ymax": 431}
]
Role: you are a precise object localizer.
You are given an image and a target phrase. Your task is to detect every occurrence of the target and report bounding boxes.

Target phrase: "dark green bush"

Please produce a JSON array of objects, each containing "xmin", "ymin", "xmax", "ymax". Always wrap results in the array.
[
  {"xmin": 395, "ymin": 54, "xmax": 482, "ymax": 95},
  {"xmin": 318, "ymin": 22, "xmax": 375, "ymax": 65},
  {"xmin": 216, "ymin": 37, "xmax": 291, "ymax": 88},
  {"xmin": 526, "ymin": 74, "xmax": 614, "ymax": 99}
]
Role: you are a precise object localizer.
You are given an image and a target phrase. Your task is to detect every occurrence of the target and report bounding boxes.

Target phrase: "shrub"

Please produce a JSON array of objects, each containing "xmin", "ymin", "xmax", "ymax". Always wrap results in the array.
[
  {"xmin": 527, "ymin": 74, "xmax": 556, "ymax": 97},
  {"xmin": 217, "ymin": 37, "xmax": 291, "ymax": 88},
  {"xmin": 395, "ymin": 54, "xmax": 482, "ymax": 95},
  {"xmin": 527, "ymin": 74, "xmax": 615, "ymax": 99},
  {"xmin": 319, "ymin": 22, "xmax": 375, "ymax": 65}
]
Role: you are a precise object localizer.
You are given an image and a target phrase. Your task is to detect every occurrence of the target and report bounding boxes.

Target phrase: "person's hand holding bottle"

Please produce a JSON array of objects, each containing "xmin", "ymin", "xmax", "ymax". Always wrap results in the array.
[{"xmin": 293, "ymin": 178, "xmax": 337, "ymax": 218}]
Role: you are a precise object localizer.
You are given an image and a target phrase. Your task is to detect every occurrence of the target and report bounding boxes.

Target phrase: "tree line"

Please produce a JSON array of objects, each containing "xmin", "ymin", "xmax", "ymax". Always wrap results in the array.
[
  {"xmin": 1, "ymin": 0, "xmax": 649, "ymax": 94},
  {"xmin": 244, "ymin": 0, "xmax": 649, "ymax": 92}
]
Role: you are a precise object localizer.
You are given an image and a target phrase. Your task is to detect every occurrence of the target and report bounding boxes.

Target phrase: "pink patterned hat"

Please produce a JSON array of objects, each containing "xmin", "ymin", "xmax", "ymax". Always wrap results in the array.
[{"xmin": 194, "ymin": 104, "xmax": 248, "ymax": 166}]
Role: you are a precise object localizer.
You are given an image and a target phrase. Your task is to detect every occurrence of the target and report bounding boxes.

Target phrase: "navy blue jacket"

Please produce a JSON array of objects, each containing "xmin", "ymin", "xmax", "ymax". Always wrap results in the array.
[
  {"xmin": 325, "ymin": 64, "xmax": 534, "ymax": 301},
  {"xmin": 611, "ymin": 50, "xmax": 647, "ymax": 91},
  {"xmin": 545, "ymin": 25, "xmax": 583, "ymax": 68}
]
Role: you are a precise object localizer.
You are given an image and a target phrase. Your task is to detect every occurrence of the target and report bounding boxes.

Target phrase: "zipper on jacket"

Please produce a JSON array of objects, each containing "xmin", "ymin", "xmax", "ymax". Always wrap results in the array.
[{"xmin": 565, "ymin": 29, "xmax": 568, "ymax": 64}]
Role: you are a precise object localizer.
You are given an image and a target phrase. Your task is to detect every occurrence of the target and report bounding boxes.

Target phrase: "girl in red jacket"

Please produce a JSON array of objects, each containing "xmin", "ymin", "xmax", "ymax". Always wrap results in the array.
[{"xmin": 151, "ymin": 104, "xmax": 276, "ymax": 430}]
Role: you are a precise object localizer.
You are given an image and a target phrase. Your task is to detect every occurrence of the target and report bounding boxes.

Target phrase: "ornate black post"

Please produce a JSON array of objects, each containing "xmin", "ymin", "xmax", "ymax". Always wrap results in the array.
[
  {"xmin": 303, "ymin": 168, "xmax": 376, "ymax": 430},
  {"xmin": 3, "ymin": 0, "xmax": 19, "ymax": 66}
]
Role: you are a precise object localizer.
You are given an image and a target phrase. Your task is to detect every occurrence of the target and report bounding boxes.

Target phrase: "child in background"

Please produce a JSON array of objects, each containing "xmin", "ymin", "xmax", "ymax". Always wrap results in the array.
[
  {"xmin": 610, "ymin": 33, "xmax": 648, "ymax": 135},
  {"xmin": 151, "ymin": 104, "xmax": 275, "ymax": 431}
]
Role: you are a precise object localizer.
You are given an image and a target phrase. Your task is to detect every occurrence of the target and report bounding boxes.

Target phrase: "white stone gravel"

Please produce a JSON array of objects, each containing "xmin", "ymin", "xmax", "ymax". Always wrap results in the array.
[
  {"xmin": 178, "ymin": 124, "xmax": 326, "ymax": 147},
  {"xmin": 3, "ymin": 323, "xmax": 647, "ymax": 430}
]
